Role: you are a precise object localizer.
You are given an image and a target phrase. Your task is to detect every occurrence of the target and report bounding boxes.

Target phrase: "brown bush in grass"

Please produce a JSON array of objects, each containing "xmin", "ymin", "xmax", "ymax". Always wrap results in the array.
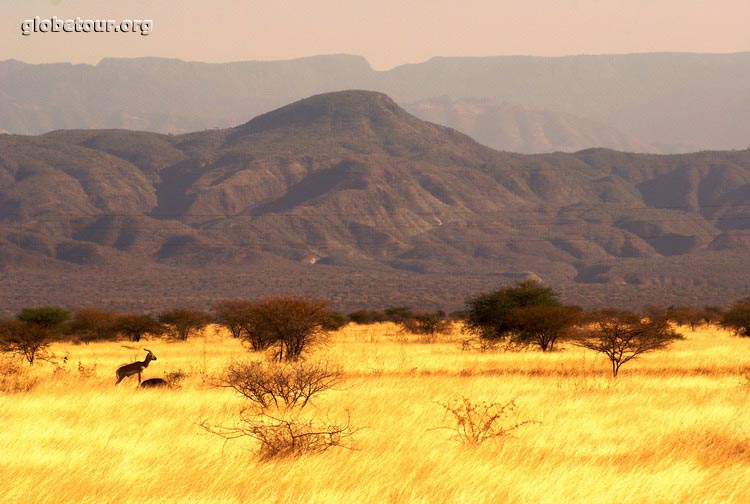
[
  {"xmin": 222, "ymin": 360, "xmax": 341, "ymax": 411},
  {"xmin": 435, "ymin": 397, "xmax": 537, "ymax": 445},
  {"xmin": 204, "ymin": 359, "xmax": 353, "ymax": 460},
  {"xmin": 0, "ymin": 358, "xmax": 38, "ymax": 393},
  {"xmin": 238, "ymin": 296, "xmax": 330, "ymax": 361},
  {"xmin": 201, "ymin": 411, "xmax": 356, "ymax": 460},
  {"xmin": 165, "ymin": 369, "xmax": 188, "ymax": 388}
]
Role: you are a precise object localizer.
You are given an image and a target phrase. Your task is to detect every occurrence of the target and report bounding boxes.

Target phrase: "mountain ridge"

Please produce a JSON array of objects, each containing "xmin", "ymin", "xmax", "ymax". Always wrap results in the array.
[
  {"xmin": 1, "ymin": 90, "xmax": 749, "ymax": 314},
  {"xmin": 2, "ymin": 53, "xmax": 750, "ymax": 152}
]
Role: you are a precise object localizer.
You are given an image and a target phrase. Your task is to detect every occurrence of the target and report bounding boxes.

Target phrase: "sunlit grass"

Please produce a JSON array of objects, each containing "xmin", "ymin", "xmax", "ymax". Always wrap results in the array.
[{"xmin": 1, "ymin": 324, "xmax": 749, "ymax": 503}]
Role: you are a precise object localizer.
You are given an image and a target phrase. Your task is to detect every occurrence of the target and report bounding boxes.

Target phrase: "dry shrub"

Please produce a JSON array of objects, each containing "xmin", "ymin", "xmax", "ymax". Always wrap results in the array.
[
  {"xmin": 435, "ymin": 397, "xmax": 537, "ymax": 445},
  {"xmin": 398, "ymin": 312, "xmax": 452, "ymax": 343},
  {"xmin": 165, "ymin": 369, "xmax": 188, "ymax": 388},
  {"xmin": 222, "ymin": 360, "xmax": 341, "ymax": 411},
  {"xmin": 77, "ymin": 361, "xmax": 97, "ymax": 378},
  {"xmin": 205, "ymin": 359, "xmax": 353, "ymax": 459},
  {"xmin": 0, "ymin": 358, "xmax": 38, "ymax": 393},
  {"xmin": 202, "ymin": 410, "xmax": 356, "ymax": 460}
]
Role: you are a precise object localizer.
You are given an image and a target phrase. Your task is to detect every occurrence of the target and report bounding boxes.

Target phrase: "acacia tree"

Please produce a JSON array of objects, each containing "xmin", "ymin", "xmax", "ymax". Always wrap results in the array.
[
  {"xmin": 399, "ymin": 311, "xmax": 451, "ymax": 339},
  {"xmin": 0, "ymin": 320, "xmax": 49, "ymax": 365},
  {"xmin": 384, "ymin": 306, "xmax": 414, "ymax": 324},
  {"xmin": 720, "ymin": 299, "xmax": 750, "ymax": 337},
  {"xmin": 702, "ymin": 305, "xmax": 724, "ymax": 326},
  {"xmin": 68, "ymin": 308, "xmax": 120, "ymax": 343},
  {"xmin": 321, "ymin": 311, "xmax": 349, "ymax": 331},
  {"xmin": 347, "ymin": 310, "xmax": 386, "ymax": 325},
  {"xmin": 213, "ymin": 300, "xmax": 254, "ymax": 339},
  {"xmin": 240, "ymin": 296, "xmax": 329, "ymax": 361},
  {"xmin": 576, "ymin": 309, "xmax": 682, "ymax": 377},
  {"xmin": 464, "ymin": 280, "xmax": 562, "ymax": 344},
  {"xmin": 159, "ymin": 308, "xmax": 213, "ymax": 340},
  {"xmin": 114, "ymin": 314, "xmax": 164, "ymax": 342},
  {"xmin": 17, "ymin": 307, "xmax": 70, "ymax": 329},
  {"xmin": 509, "ymin": 305, "xmax": 581, "ymax": 351},
  {"xmin": 1, "ymin": 307, "xmax": 70, "ymax": 365},
  {"xmin": 666, "ymin": 306, "xmax": 705, "ymax": 331}
]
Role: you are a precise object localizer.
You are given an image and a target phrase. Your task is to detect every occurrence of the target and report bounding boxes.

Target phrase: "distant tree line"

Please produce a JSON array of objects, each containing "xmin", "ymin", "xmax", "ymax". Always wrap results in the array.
[
  {"xmin": 2, "ymin": 286, "xmax": 750, "ymax": 374},
  {"xmin": 460, "ymin": 280, "xmax": 750, "ymax": 376},
  {"xmin": 0, "ymin": 297, "xmax": 352, "ymax": 365}
]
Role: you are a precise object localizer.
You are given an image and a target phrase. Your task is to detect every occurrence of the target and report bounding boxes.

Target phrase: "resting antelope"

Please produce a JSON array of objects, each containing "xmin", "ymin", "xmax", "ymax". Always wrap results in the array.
[
  {"xmin": 115, "ymin": 349, "xmax": 157, "ymax": 385},
  {"xmin": 140, "ymin": 378, "xmax": 169, "ymax": 389}
]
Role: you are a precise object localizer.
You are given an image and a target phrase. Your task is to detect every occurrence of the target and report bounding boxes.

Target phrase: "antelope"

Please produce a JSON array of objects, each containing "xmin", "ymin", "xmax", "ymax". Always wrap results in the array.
[
  {"xmin": 115, "ymin": 349, "xmax": 157, "ymax": 385},
  {"xmin": 140, "ymin": 378, "xmax": 169, "ymax": 389}
]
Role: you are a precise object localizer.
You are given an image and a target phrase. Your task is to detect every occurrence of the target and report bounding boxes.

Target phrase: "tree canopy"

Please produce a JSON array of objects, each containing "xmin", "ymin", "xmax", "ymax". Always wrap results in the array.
[
  {"xmin": 464, "ymin": 280, "xmax": 562, "ymax": 342},
  {"xmin": 720, "ymin": 299, "xmax": 750, "ymax": 337},
  {"xmin": 576, "ymin": 309, "xmax": 682, "ymax": 377}
]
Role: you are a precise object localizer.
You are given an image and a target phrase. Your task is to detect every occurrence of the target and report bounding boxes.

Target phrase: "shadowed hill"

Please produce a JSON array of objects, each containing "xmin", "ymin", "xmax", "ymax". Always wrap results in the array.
[{"xmin": 1, "ymin": 90, "xmax": 750, "ymax": 313}]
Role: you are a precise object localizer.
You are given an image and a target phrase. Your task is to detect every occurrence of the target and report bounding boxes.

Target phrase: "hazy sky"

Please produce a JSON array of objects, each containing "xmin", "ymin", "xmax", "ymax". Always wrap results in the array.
[{"xmin": 2, "ymin": 0, "xmax": 749, "ymax": 69}]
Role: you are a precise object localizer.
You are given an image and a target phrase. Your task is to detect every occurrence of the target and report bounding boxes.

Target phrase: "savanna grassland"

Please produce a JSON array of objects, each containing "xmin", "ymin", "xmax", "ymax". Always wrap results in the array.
[{"xmin": 2, "ymin": 323, "xmax": 750, "ymax": 504}]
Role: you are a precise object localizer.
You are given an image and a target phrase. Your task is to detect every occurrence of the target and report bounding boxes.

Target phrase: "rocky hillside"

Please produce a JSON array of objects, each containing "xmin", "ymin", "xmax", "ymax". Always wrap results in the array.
[{"xmin": 1, "ymin": 90, "xmax": 749, "ymax": 313}]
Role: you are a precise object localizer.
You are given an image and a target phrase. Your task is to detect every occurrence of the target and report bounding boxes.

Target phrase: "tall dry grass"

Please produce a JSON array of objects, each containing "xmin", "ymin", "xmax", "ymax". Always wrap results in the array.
[{"xmin": 1, "ymin": 323, "xmax": 749, "ymax": 503}]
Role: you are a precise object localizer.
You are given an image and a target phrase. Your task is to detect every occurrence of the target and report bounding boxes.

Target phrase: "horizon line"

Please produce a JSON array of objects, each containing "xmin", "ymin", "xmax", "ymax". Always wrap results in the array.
[{"xmin": 3, "ymin": 50, "xmax": 750, "ymax": 71}]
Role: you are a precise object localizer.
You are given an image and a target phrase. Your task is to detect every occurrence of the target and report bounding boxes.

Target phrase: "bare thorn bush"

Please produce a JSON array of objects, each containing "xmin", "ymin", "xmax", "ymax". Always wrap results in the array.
[
  {"xmin": 201, "ymin": 410, "xmax": 357, "ymax": 460},
  {"xmin": 206, "ymin": 359, "xmax": 353, "ymax": 459},
  {"xmin": 435, "ymin": 397, "xmax": 537, "ymax": 445},
  {"xmin": 222, "ymin": 360, "xmax": 341, "ymax": 411}
]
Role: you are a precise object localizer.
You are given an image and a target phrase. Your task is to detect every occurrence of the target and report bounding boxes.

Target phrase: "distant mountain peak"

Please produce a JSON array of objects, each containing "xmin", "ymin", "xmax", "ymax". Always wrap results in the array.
[{"xmin": 233, "ymin": 90, "xmax": 413, "ymax": 136}]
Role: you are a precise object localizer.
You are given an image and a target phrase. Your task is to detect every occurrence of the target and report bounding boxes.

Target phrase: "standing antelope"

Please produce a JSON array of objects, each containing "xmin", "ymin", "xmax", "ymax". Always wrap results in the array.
[{"xmin": 115, "ymin": 349, "xmax": 157, "ymax": 385}]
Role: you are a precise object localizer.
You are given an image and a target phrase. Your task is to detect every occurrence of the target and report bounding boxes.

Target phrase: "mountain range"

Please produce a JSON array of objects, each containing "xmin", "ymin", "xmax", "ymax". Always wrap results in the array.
[
  {"xmin": 402, "ymin": 97, "xmax": 654, "ymax": 154},
  {"xmin": 1, "ymin": 90, "xmax": 749, "ymax": 315},
  {"xmin": 2, "ymin": 53, "xmax": 750, "ymax": 153}
]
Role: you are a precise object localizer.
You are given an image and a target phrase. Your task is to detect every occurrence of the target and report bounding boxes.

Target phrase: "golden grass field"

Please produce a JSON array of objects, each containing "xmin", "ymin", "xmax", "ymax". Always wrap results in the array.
[{"xmin": 2, "ymin": 323, "xmax": 750, "ymax": 503}]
